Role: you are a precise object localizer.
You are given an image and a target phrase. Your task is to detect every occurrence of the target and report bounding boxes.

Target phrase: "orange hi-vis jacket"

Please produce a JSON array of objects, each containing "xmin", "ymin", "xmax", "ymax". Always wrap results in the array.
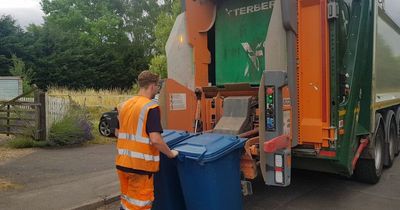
[{"xmin": 116, "ymin": 96, "xmax": 160, "ymax": 173}]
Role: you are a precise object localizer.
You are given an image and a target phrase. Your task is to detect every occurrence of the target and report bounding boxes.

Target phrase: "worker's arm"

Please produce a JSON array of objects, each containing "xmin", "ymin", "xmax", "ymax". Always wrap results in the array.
[
  {"xmin": 115, "ymin": 115, "xmax": 119, "ymax": 138},
  {"xmin": 149, "ymin": 132, "xmax": 178, "ymax": 158},
  {"xmin": 115, "ymin": 102, "xmax": 125, "ymax": 139}
]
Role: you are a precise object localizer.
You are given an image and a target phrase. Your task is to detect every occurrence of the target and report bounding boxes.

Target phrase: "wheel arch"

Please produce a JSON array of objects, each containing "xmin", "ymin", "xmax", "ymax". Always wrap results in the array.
[{"xmin": 361, "ymin": 112, "xmax": 385, "ymax": 159}]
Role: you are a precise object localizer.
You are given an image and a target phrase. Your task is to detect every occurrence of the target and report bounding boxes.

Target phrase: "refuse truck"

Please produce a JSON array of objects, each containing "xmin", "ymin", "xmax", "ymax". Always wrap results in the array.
[{"xmin": 158, "ymin": 0, "xmax": 400, "ymax": 193}]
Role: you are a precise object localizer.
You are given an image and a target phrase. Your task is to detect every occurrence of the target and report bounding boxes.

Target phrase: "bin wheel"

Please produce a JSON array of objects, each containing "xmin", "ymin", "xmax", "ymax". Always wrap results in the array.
[{"xmin": 355, "ymin": 113, "xmax": 384, "ymax": 184}]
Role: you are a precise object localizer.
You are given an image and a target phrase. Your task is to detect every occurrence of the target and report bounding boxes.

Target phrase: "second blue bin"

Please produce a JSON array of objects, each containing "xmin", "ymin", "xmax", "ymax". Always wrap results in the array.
[{"xmin": 152, "ymin": 130, "xmax": 192, "ymax": 210}]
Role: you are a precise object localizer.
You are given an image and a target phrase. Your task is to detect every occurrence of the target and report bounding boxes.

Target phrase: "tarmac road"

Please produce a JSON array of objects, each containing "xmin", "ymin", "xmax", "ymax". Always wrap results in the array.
[
  {"xmin": 243, "ymin": 162, "xmax": 400, "ymax": 210},
  {"xmin": 102, "ymin": 158, "xmax": 400, "ymax": 210},
  {"xmin": 1, "ymin": 142, "xmax": 398, "ymax": 210}
]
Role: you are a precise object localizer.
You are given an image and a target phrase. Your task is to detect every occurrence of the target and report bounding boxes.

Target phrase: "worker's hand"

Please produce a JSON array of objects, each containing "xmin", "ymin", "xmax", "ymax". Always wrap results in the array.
[{"xmin": 168, "ymin": 150, "xmax": 179, "ymax": 158}]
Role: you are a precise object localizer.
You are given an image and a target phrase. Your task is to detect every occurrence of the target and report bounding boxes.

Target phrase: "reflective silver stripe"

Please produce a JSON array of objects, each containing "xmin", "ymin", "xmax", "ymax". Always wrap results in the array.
[
  {"xmin": 118, "ymin": 132, "xmax": 150, "ymax": 144},
  {"xmin": 121, "ymin": 194, "xmax": 153, "ymax": 207},
  {"xmin": 118, "ymin": 149, "xmax": 160, "ymax": 162},
  {"xmin": 136, "ymin": 101, "xmax": 158, "ymax": 137},
  {"xmin": 120, "ymin": 201, "xmax": 127, "ymax": 210}
]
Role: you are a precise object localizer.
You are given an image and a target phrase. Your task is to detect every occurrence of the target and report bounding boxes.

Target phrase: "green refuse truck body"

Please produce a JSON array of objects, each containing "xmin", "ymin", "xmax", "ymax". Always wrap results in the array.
[{"xmin": 164, "ymin": 0, "xmax": 400, "ymax": 186}]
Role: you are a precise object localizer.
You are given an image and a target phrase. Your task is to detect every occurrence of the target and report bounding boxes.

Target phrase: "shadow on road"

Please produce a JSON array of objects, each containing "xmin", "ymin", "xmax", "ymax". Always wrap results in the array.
[{"xmin": 244, "ymin": 163, "xmax": 400, "ymax": 210}]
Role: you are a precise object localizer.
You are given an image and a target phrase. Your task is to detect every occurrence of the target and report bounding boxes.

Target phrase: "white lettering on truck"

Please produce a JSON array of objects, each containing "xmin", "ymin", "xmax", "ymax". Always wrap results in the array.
[{"xmin": 226, "ymin": 0, "xmax": 275, "ymax": 17}]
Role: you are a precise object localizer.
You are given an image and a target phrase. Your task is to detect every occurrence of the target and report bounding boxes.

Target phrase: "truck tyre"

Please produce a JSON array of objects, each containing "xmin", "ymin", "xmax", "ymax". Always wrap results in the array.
[
  {"xmin": 395, "ymin": 107, "xmax": 400, "ymax": 156},
  {"xmin": 355, "ymin": 113, "xmax": 384, "ymax": 184},
  {"xmin": 384, "ymin": 110, "xmax": 396, "ymax": 168}
]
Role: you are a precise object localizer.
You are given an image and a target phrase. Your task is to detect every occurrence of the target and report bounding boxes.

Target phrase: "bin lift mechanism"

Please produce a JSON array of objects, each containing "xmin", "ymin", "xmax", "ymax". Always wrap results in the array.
[
  {"xmin": 263, "ymin": 71, "xmax": 291, "ymax": 187},
  {"xmin": 190, "ymin": 70, "xmax": 292, "ymax": 191}
]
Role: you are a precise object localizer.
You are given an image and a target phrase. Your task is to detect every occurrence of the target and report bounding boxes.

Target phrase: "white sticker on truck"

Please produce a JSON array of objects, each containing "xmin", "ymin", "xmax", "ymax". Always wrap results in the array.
[
  {"xmin": 283, "ymin": 110, "xmax": 291, "ymax": 136},
  {"xmin": 170, "ymin": 93, "xmax": 187, "ymax": 111}
]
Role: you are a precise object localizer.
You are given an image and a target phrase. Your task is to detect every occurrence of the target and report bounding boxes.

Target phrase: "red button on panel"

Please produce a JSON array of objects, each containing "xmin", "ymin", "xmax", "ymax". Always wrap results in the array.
[{"xmin": 267, "ymin": 87, "xmax": 274, "ymax": 95}]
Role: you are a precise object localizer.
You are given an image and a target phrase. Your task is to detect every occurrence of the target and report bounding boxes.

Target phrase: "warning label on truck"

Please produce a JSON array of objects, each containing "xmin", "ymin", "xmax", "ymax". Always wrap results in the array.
[{"xmin": 170, "ymin": 93, "xmax": 186, "ymax": 111}]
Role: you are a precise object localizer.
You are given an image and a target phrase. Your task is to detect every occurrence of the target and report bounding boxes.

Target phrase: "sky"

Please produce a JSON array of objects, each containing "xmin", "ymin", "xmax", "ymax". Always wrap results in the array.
[
  {"xmin": 0, "ymin": 0, "xmax": 399, "ymax": 30},
  {"xmin": 0, "ymin": 0, "xmax": 44, "ymax": 28},
  {"xmin": 0, "ymin": 0, "xmax": 165, "ymax": 28}
]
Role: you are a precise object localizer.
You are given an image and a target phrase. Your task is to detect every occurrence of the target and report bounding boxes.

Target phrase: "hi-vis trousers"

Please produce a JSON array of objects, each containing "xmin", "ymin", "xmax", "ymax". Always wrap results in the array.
[{"xmin": 117, "ymin": 170, "xmax": 154, "ymax": 210}]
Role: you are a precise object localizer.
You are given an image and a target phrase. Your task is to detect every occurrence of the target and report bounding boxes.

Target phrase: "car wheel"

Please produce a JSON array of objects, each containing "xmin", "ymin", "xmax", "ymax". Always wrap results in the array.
[{"xmin": 99, "ymin": 119, "xmax": 112, "ymax": 137}]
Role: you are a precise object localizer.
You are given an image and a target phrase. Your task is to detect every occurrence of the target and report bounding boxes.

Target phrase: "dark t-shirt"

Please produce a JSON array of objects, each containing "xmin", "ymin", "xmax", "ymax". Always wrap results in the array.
[
  {"xmin": 145, "ymin": 107, "xmax": 163, "ymax": 135},
  {"xmin": 116, "ymin": 107, "xmax": 163, "ymax": 175}
]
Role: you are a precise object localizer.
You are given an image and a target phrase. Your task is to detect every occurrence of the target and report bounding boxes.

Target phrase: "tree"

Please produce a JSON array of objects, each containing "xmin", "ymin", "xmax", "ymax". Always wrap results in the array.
[
  {"xmin": 0, "ymin": 1, "xmax": 177, "ymax": 90},
  {"xmin": 153, "ymin": 0, "xmax": 182, "ymax": 54},
  {"xmin": 149, "ymin": 54, "xmax": 167, "ymax": 78},
  {"xmin": 149, "ymin": 0, "xmax": 181, "ymax": 78},
  {"xmin": 9, "ymin": 55, "xmax": 34, "ymax": 93},
  {"xmin": 0, "ymin": 15, "xmax": 26, "ymax": 76},
  {"xmin": 24, "ymin": 0, "xmax": 162, "ymax": 89},
  {"xmin": 118, "ymin": 0, "xmax": 163, "ymax": 56}
]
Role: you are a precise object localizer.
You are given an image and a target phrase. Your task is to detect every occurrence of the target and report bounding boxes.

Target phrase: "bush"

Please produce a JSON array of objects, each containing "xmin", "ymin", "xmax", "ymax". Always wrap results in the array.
[
  {"xmin": 7, "ymin": 136, "xmax": 34, "ymax": 148},
  {"xmin": 7, "ymin": 136, "xmax": 49, "ymax": 149},
  {"xmin": 48, "ymin": 105, "xmax": 93, "ymax": 146}
]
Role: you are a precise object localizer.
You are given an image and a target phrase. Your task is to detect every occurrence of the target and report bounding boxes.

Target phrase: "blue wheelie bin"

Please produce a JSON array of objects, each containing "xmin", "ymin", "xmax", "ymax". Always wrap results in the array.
[
  {"xmin": 152, "ymin": 130, "xmax": 192, "ymax": 210},
  {"xmin": 173, "ymin": 133, "xmax": 246, "ymax": 210}
]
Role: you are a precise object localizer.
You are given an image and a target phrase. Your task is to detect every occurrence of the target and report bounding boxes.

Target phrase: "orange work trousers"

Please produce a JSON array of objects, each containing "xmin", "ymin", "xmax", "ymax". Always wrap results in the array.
[{"xmin": 117, "ymin": 170, "xmax": 154, "ymax": 210}]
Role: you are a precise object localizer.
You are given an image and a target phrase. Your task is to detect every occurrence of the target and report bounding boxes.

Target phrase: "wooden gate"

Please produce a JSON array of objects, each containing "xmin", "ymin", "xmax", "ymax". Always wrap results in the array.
[{"xmin": 0, "ymin": 88, "xmax": 46, "ymax": 140}]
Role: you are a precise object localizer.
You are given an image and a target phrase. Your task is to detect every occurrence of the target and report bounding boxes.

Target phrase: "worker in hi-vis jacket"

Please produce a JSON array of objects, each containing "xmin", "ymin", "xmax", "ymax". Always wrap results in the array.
[{"xmin": 115, "ymin": 70, "xmax": 179, "ymax": 210}]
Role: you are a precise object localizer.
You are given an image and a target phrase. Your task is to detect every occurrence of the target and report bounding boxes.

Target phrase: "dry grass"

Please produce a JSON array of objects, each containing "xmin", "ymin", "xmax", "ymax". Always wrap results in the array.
[
  {"xmin": 47, "ymin": 87, "xmax": 136, "ymax": 110},
  {"xmin": 0, "ymin": 134, "xmax": 13, "ymax": 146},
  {"xmin": 0, "ymin": 147, "xmax": 36, "ymax": 164},
  {"xmin": 0, "ymin": 178, "xmax": 22, "ymax": 191},
  {"xmin": 47, "ymin": 87, "xmax": 136, "ymax": 95}
]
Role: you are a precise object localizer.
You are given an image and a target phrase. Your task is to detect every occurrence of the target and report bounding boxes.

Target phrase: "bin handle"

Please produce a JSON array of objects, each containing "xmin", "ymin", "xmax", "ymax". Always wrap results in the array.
[{"xmin": 183, "ymin": 146, "xmax": 207, "ymax": 161}]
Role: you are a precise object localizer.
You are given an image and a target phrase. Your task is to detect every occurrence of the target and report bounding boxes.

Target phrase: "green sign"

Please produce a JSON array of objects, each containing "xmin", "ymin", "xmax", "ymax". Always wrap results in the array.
[{"xmin": 215, "ymin": 0, "xmax": 274, "ymax": 85}]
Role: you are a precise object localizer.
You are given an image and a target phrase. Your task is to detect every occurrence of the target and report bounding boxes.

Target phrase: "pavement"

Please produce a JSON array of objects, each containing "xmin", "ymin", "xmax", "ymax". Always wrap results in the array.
[
  {"xmin": 0, "ymin": 144, "xmax": 119, "ymax": 210},
  {"xmin": 1, "ymin": 142, "xmax": 400, "ymax": 210}
]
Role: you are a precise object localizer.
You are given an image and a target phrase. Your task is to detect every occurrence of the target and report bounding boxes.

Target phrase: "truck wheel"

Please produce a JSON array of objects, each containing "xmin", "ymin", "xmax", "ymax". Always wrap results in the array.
[
  {"xmin": 384, "ymin": 110, "xmax": 396, "ymax": 168},
  {"xmin": 355, "ymin": 113, "xmax": 384, "ymax": 184},
  {"xmin": 395, "ymin": 107, "xmax": 400, "ymax": 156}
]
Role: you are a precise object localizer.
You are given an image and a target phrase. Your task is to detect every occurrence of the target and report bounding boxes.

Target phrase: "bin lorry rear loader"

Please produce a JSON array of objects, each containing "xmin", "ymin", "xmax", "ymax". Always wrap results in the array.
[{"xmin": 158, "ymin": 0, "xmax": 400, "ymax": 188}]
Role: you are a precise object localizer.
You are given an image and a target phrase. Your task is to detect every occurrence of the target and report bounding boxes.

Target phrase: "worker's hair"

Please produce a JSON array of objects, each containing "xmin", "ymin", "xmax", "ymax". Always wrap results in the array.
[{"xmin": 137, "ymin": 70, "xmax": 159, "ymax": 89}]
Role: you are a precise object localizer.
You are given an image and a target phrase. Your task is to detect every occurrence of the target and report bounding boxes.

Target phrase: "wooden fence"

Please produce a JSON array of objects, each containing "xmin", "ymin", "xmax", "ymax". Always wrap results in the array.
[
  {"xmin": 46, "ymin": 96, "xmax": 70, "ymax": 137},
  {"xmin": 0, "ymin": 89, "xmax": 131, "ymax": 140},
  {"xmin": 0, "ymin": 89, "xmax": 44, "ymax": 139},
  {"xmin": 0, "ymin": 90, "xmax": 71, "ymax": 140}
]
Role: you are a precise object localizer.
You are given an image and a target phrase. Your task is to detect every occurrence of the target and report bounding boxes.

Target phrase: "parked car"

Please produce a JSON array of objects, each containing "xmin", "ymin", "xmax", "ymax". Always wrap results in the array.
[{"xmin": 98, "ymin": 108, "xmax": 118, "ymax": 137}]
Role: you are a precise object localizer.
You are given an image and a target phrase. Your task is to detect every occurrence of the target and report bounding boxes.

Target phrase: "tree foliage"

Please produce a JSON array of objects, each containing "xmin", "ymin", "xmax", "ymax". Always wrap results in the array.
[
  {"xmin": 150, "ymin": 0, "xmax": 181, "ymax": 78},
  {"xmin": 0, "ymin": 0, "xmax": 176, "ymax": 90},
  {"xmin": 0, "ymin": 15, "xmax": 26, "ymax": 76},
  {"xmin": 9, "ymin": 55, "xmax": 34, "ymax": 93}
]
